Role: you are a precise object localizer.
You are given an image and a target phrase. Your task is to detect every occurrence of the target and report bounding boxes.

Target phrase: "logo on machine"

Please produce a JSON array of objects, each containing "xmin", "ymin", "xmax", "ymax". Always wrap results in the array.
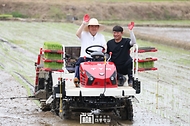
[
  {"xmin": 80, "ymin": 113, "xmax": 94, "ymax": 124},
  {"xmin": 91, "ymin": 68, "xmax": 96, "ymax": 70},
  {"xmin": 99, "ymin": 72, "xmax": 104, "ymax": 76},
  {"xmin": 80, "ymin": 113, "xmax": 111, "ymax": 124}
]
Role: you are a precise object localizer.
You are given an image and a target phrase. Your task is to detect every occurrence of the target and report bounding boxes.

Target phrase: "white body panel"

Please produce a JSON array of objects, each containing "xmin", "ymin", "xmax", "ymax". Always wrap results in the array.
[{"xmin": 52, "ymin": 71, "xmax": 136, "ymax": 97}]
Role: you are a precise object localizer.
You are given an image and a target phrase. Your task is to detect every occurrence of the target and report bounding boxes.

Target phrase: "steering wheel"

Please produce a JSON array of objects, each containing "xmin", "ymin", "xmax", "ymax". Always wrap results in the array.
[{"xmin": 85, "ymin": 45, "xmax": 105, "ymax": 55}]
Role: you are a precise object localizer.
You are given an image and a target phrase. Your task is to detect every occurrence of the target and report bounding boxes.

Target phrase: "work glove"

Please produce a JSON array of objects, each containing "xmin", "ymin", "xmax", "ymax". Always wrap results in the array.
[
  {"xmin": 82, "ymin": 14, "xmax": 90, "ymax": 25},
  {"xmin": 128, "ymin": 22, "xmax": 134, "ymax": 30}
]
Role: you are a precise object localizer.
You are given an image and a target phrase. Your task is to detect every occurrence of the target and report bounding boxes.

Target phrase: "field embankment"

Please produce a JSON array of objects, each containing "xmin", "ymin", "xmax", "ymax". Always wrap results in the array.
[
  {"xmin": 1, "ymin": 0, "xmax": 190, "ymax": 50},
  {"xmin": 0, "ymin": 0, "xmax": 190, "ymax": 21}
]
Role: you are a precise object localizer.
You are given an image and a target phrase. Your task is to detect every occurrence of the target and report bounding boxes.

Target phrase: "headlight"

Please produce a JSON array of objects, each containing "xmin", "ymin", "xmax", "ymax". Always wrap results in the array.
[
  {"xmin": 110, "ymin": 71, "xmax": 117, "ymax": 85},
  {"xmin": 110, "ymin": 76, "xmax": 114, "ymax": 81},
  {"xmin": 89, "ymin": 76, "xmax": 94, "ymax": 81},
  {"xmin": 86, "ymin": 71, "xmax": 94, "ymax": 85}
]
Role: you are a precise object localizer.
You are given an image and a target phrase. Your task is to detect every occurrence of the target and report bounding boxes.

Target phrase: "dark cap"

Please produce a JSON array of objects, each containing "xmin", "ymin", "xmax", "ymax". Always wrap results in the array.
[{"xmin": 113, "ymin": 25, "xmax": 123, "ymax": 32}]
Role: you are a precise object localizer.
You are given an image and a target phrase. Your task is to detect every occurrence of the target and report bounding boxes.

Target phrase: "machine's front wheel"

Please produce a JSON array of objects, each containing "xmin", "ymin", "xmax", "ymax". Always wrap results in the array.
[{"xmin": 59, "ymin": 100, "xmax": 71, "ymax": 119}]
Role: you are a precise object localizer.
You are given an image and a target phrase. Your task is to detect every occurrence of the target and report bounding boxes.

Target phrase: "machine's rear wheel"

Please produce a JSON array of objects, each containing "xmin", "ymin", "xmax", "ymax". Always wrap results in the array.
[
  {"xmin": 119, "ymin": 99, "xmax": 133, "ymax": 121},
  {"xmin": 50, "ymin": 99, "xmax": 60, "ymax": 115}
]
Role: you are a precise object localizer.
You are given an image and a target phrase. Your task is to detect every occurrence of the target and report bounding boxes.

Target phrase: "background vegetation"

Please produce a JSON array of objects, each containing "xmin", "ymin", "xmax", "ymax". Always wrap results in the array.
[{"xmin": 0, "ymin": 0, "xmax": 190, "ymax": 22}]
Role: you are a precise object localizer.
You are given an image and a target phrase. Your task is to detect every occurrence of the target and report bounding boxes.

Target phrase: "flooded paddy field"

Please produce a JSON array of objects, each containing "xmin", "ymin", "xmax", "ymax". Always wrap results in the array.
[{"xmin": 0, "ymin": 21, "xmax": 189, "ymax": 126}]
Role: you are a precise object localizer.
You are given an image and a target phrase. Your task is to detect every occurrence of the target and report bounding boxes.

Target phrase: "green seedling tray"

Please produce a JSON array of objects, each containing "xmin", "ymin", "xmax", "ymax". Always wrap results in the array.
[
  {"xmin": 135, "ymin": 60, "xmax": 155, "ymax": 69},
  {"xmin": 43, "ymin": 41, "xmax": 62, "ymax": 50},
  {"xmin": 44, "ymin": 53, "xmax": 62, "ymax": 60}
]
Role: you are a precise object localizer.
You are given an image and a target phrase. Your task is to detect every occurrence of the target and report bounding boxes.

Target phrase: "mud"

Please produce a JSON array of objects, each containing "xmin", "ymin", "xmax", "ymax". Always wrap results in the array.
[
  {"xmin": 135, "ymin": 27, "xmax": 190, "ymax": 43},
  {"xmin": 0, "ymin": 70, "xmax": 174, "ymax": 126}
]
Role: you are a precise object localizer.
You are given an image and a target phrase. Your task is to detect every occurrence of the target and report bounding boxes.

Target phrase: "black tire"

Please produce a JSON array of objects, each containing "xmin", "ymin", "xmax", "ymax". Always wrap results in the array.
[
  {"xmin": 125, "ymin": 99, "xmax": 133, "ymax": 121},
  {"xmin": 119, "ymin": 99, "xmax": 133, "ymax": 121},
  {"xmin": 120, "ymin": 108, "xmax": 127, "ymax": 120},
  {"xmin": 50, "ymin": 99, "xmax": 60, "ymax": 115},
  {"xmin": 59, "ymin": 100, "xmax": 71, "ymax": 119}
]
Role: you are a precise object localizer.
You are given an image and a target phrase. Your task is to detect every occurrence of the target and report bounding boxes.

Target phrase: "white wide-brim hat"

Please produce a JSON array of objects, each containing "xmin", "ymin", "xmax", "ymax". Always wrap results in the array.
[{"xmin": 84, "ymin": 18, "xmax": 105, "ymax": 32}]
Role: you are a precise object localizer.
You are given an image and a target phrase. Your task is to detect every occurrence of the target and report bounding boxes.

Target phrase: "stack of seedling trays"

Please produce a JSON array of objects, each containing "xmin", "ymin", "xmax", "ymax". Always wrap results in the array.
[
  {"xmin": 42, "ymin": 42, "xmax": 64, "ymax": 72},
  {"xmin": 135, "ymin": 47, "xmax": 158, "ymax": 72}
]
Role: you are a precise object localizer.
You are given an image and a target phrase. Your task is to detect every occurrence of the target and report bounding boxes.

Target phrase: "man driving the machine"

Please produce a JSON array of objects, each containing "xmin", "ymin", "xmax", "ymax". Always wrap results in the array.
[
  {"xmin": 106, "ymin": 23, "xmax": 136, "ymax": 87},
  {"xmin": 74, "ymin": 14, "xmax": 106, "ymax": 87}
]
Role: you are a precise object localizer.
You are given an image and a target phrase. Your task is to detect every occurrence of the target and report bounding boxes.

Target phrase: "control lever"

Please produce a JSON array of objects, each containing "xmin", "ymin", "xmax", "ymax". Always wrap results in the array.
[{"xmin": 107, "ymin": 52, "xmax": 112, "ymax": 61}]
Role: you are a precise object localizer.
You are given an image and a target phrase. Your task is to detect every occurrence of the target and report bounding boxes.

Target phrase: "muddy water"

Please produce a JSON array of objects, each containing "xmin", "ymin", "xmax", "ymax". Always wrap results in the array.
[
  {"xmin": 135, "ymin": 27, "xmax": 190, "ymax": 43},
  {"xmin": 138, "ymin": 75, "xmax": 190, "ymax": 126},
  {"xmin": 0, "ymin": 70, "xmax": 175, "ymax": 126},
  {"xmin": 135, "ymin": 46, "xmax": 190, "ymax": 126},
  {"xmin": 0, "ymin": 70, "xmax": 174, "ymax": 126}
]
